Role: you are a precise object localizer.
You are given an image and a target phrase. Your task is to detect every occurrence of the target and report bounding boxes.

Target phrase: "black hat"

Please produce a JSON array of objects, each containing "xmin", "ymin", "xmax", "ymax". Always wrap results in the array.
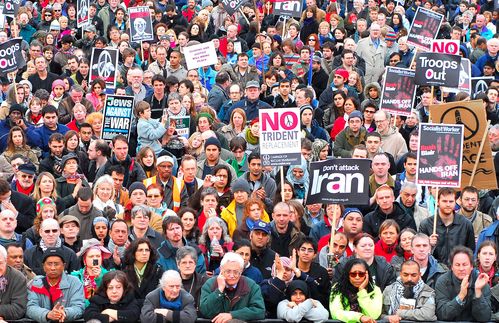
[
  {"xmin": 129, "ymin": 182, "xmax": 147, "ymax": 195},
  {"xmin": 9, "ymin": 104, "xmax": 25, "ymax": 115},
  {"xmin": 286, "ymin": 280, "xmax": 310, "ymax": 299},
  {"xmin": 42, "ymin": 247, "xmax": 66, "ymax": 263},
  {"xmin": 18, "ymin": 163, "xmax": 36, "ymax": 175},
  {"xmin": 204, "ymin": 137, "xmax": 221, "ymax": 150},
  {"xmin": 61, "ymin": 153, "xmax": 79, "ymax": 169}
]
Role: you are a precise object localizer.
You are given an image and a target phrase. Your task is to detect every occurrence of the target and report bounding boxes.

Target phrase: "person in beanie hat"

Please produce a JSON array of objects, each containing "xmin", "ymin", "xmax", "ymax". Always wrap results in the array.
[
  {"xmin": 300, "ymin": 105, "xmax": 329, "ymax": 142},
  {"xmin": 221, "ymin": 177, "xmax": 252, "ymax": 236},
  {"xmin": 196, "ymin": 136, "xmax": 237, "ymax": 181},
  {"xmin": 333, "ymin": 110, "xmax": 367, "ymax": 157}
]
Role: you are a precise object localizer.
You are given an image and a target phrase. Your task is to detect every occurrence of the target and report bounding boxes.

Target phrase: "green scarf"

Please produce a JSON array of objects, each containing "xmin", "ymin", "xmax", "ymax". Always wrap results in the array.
[{"xmin": 245, "ymin": 128, "xmax": 259, "ymax": 145}]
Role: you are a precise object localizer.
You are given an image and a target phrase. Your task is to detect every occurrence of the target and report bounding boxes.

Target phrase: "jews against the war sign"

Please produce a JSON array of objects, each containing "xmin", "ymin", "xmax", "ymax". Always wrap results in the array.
[
  {"xmin": 129, "ymin": 6, "xmax": 154, "ymax": 42},
  {"xmin": 89, "ymin": 48, "xmax": 119, "ymax": 93},
  {"xmin": 416, "ymin": 123, "xmax": 464, "ymax": 188},
  {"xmin": 415, "ymin": 52, "xmax": 461, "ymax": 88},
  {"xmin": 380, "ymin": 67, "xmax": 416, "ymax": 117},
  {"xmin": 306, "ymin": 159, "xmax": 371, "ymax": 205},
  {"xmin": 407, "ymin": 7, "xmax": 443, "ymax": 51},
  {"xmin": 101, "ymin": 95, "xmax": 134, "ymax": 142},
  {"xmin": 259, "ymin": 108, "xmax": 301, "ymax": 166},
  {"xmin": 0, "ymin": 38, "xmax": 25, "ymax": 75}
]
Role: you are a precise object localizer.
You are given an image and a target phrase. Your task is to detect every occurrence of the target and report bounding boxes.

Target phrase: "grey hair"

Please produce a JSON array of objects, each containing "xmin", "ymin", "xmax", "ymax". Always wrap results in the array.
[
  {"xmin": 168, "ymin": 92, "xmax": 181, "ymax": 103},
  {"xmin": 199, "ymin": 217, "xmax": 231, "ymax": 246},
  {"xmin": 401, "ymin": 181, "xmax": 418, "ymax": 192},
  {"xmin": 92, "ymin": 174, "xmax": 116, "ymax": 200},
  {"xmin": 220, "ymin": 252, "xmax": 244, "ymax": 270},
  {"xmin": 131, "ymin": 204, "xmax": 151, "ymax": 219},
  {"xmin": 159, "ymin": 270, "xmax": 182, "ymax": 288},
  {"xmin": 176, "ymin": 245, "xmax": 198, "ymax": 264},
  {"xmin": 374, "ymin": 110, "xmax": 391, "ymax": 120},
  {"xmin": 0, "ymin": 245, "xmax": 6, "ymax": 260},
  {"xmin": 411, "ymin": 233, "xmax": 430, "ymax": 246}
]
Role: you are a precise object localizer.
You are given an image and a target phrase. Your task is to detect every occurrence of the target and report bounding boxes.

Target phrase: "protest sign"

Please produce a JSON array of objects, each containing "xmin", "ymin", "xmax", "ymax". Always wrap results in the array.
[
  {"xmin": 0, "ymin": 38, "xmax": 25, "ymax": 75},
  {"xmin": 170, "ymin": 116, "xmax": 190, "ymax": 139},
  {"xmin": 128, "ymin": 6, "xmax": 154, "ymax": 42},
  {"xmin": 2, "ymin": 0, "xmax": 20, "ymax": 17},
  {"xmin": 0, "ymin": 5, "xmax": 6, "ymax": 29},
  {"xmin": 416, "ymin": 123, "xmax": 464, "ymax": 188},
  {"xmin": 471, "ymin": 76, "xmax": 495, "ymax": 95},
  {"xmin": 89, "ymin": 48, "xmax": 118, "ymax": 94},
  {"xmin": 306, "ymin": 159, "xmax": 371, "ymax": 205},
  {"xmin": 431, "ymin": 39, "xmax": 460, "ymax": 55},
  {"xmin": 430, "ymin": 100, "xmax": 497, "ymax": 189},
  {"xmin": 101, "ymin": 95, "xmax": 134, "ymax": 141},
  {"xmin": 380, "ymin": 67, "xmax": 416, "ymax": 116},
  {"xmin": 184, "ymin": 42, "xmax": 218, "ymax": 71},
  {"xmin": 415, "ymin": 52, "xmax": 461, "ymax": 88},
  {"xmin": 77, "ymin": 0, "xmax": 90, "ymax": 27},
  {"xmin": 259, "ymin": 107, "xmax": 301, "ymax": 166},
  {"xmin": 220, "ymin": 0, "xmax": 245, "ymax": 15},
  {"xmin": 273, "ymin": 0, "xmax": 302, "ymax": 18},
  {"xmin": 407, "ymin": 7, "xmax": 443, "ymax": 51},
  {"xmin": 444, "ymin": 58, "xmax": 471, "ymax": 94}
]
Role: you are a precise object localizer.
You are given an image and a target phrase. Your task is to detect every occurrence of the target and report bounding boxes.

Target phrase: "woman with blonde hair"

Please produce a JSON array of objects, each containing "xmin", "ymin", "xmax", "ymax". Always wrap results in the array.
[
  {"xmin": 218, "ymin": 108, "xmax": 246, "ymax": 143},
  {"xmin": 186, "ymin": 132, "xmax": 204, "ymax": 157},
  {"xmin": 93, "ymin": 175, "xmax": 123, "ymax": 214},
  {"xmin": 86, "ymin": 112, "xmax": 103, "ymax": 139},
  {"xmin": 31, "ymin": 172, "xmax": 68, "ymax": 213}
]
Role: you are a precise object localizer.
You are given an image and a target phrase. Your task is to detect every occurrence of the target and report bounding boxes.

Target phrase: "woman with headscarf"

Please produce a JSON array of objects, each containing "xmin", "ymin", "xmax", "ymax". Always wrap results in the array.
[
  {"xmin": 286, "ymin": 158, "xmax": 309, "ymax": 201},
  {"xmin": 260, "ymin": 255, "xmax": 295, "ymax": 318},
  {"xmin": 311, "ymin": 139, "xmax": 330, "ymax": 161},
  {"xmin": 277, "ymin": 280, "xmax": 329, "ymax": 322}
]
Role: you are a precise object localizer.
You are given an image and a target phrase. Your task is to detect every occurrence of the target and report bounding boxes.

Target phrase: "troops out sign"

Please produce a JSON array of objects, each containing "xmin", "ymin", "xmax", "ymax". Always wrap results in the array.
[
  {"xmin": 129, "ymin": 6, "xmax": 154, "ymax": 42},
  {"xmin": 259, "ymin": 108, "xmax": 301, "ymax": 166},
  {"xmin": 77, "ymin": 0, "xmax": 90, "ymax": 27},
  {"xmin": 2, "ymin": 0, "xmax": 20, "ymax": 17},
  {"xmin": 0, "ymin": 38, "xmax": 25, "ymax": 75},
  {"xmin": 101, "ymin": 95, "xmax": 134, "ymax": 141},
  {"xmin": 89, "ymin": 48, "xmax": 118, "ymax": 93},
  {"xmin": 415, "ymin": 52, "xmax": 461, "ymax": 88},
  {"xmin": 430, "ymin": 100, "xmax": 497, "ymax": 189},
  {"xmin": 416, "ymin": 123, "xmax": 464, "ymax": 188},
  {"xmin": 380, "ymin": 67, "xmax": 416, "ymax": 116},
  {"xmin": 306, "ymin": 159, "xmax": 371, "ymax": 205},
  {"xmin": 220, "ymin": 0, "xmax": 245, "ymax": 15},
  {"xmin": 407, "ymin": 7, "xmax": 443, "ymax": 51}
]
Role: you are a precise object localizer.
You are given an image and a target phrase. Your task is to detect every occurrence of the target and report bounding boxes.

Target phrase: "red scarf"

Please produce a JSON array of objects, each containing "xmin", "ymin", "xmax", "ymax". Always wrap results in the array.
[
  {"xmin": 31, "ymin": 278, "xmax": 63, "ymax": 304},
  {"xmin": 30, "ymin": 113, "xmax": 42, "ymax": 124},
  {"xmin": 480, "ymin": 266, "xmax": 496, "ymax": 286},
  {"xmin": 16, "ymin": 181, "xmax": 34, "ymax": 196}
]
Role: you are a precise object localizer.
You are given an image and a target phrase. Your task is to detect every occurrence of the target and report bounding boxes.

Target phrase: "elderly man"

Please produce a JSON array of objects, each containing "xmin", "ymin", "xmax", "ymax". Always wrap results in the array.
[
  {"xmin": 140, "ymin": 270, "xmax": 197, "ymax": 323},
  {"xmin": 0, "ymin": 245, "xmax": 27, "ymax": 321},
  {"xmin": 26, "ymin": 248, "xmax": 85, "ymax": 323},
  {"xmin": 24, "ymin": 218, "xmax": 79, "ymax": 275},
  {"xmin": 0, "ymin": 210, "xmax": 32, "ymax": 248},
  {"xmin": 356, "ymin": 23, "xmax": 386, "ymax": 83},
  {"xmin": 12, "ymin": 163, "xmax": 36, "ymax": 196},
  {"xmin": 58, "ymin": 85, "xmax": 94, "ymax": 124},
  {"xmin": 200, "ymin": 252, "xmax": 265, "ymax": 322},
  {"xmin": 125, "ymin": 67, "xmax": 153, "ymax": 102},
  {"xmin": 397, "ymin": 182, "xmax": 429, "ymax": 230},
  {"xmin": 382, "ymin": 260, "xmax": 437, "ymax": 322}
]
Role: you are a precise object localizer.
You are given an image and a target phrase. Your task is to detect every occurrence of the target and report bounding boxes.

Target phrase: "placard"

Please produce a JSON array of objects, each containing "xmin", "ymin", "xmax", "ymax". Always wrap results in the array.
[
  {"xmin": 128, "ymin": 6, "xmax": 154, "ymax": 42},
  {"xmin": 407, "ymin": 7, "xmax": 443, "ymax": 51},
  {"xmin": 431, "ymin": 39, "xmax": 460, "ymax": 55},
  {"xmin": 184, "ymin": 42, "xmax": 218, "ymax": 71},
  {"xmin": 380, "ymin": 67, "xmax": 417, "ymax": 116},
  {"xmin": 101, "ymin": 95, "xmax": 134, "ymax": 141},
  {"xmin": 444, "ymin": 58, "xmax": 471, "ymax": 94},
  {"xmin": 416, "ymin": 123, "xmax": 464, "ymax": 187},
  {"xmin": 415, "ymin": 52, "xmax": 461, "ymax": 88},
  {"xmin": 259, "ymin": 107, "xmax": 301, "ymax": 166},
  {"xmin": 89, "ymin": 48, "xmax": 118, "ymax": 94},
  {"xmin": 273, "ymin": 0, "xmax": 302, "ymax": 18},
  {"xmin": 170, "ymin": 116, "xmax": 190, "ymax": 139},
  {"xmin": 471, "ymin": 76, "xmax": 495, "ymax": 95},
  {"xmin": 220, "ymin": 0, "xmax": 245, "ymax": 15},
  {"xmin": 77, "ymin": 0, "xmax": 90, "ymax": 27},
  {"xmin": 0, "ymin": 38, "xmax": 25, "ymax": 75},
  {"xmin": 306, "ymin": 159, "xmax": 371, "ymax": 205},
  {"xmin": 430, "ymin": 100, "xmax": 497, "ymax": 189},
  {"xmin": 2, "ymin": 0, "xmax": 20, "ymax": 17}
]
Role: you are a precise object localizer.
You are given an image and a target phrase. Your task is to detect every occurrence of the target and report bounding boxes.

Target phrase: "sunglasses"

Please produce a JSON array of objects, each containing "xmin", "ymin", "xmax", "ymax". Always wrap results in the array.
[
  {"xmin": 43, "ymin": 229, "xmax": 59, "ymax": 234},
  {"xmin": 147, "ymin": 194, "xmax": 161, "ymax": 198},
  {"xmin": 308, "ymin": 38, "xmax": 316, "ymax": 41},
  {"xmin": 349, "ymin": 271, "xmax": 366, "ymax": 278}
]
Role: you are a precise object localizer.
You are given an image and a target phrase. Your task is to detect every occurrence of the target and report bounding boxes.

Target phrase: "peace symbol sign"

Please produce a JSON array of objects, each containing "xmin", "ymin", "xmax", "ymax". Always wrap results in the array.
[
  {"xmin": 96, "ymin": 50, "xmax": 114, "ymax": 78},
  {"xmin": 440, "ymin": 106, "xmax": 479, "ymax": 141}
]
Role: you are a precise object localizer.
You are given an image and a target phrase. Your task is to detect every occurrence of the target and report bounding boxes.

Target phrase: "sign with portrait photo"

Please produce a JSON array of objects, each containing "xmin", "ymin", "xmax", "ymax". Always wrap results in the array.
[
  {"xmin": 77, "ymin": 0, "xmax": 90, "ymax": 27},
  {"xmin": 128, "ymin": 6, "xmax": 154, "ymax": 42}
]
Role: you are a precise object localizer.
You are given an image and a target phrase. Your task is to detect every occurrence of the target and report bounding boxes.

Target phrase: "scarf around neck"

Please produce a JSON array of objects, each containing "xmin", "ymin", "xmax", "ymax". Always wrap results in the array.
[
  {"xmin": 160, "ymin": 290, "xmax": 182, "ymax": 310},
  {"xmin": 389, "ymin": 277, "xmax": 424, "ymax": 315}
]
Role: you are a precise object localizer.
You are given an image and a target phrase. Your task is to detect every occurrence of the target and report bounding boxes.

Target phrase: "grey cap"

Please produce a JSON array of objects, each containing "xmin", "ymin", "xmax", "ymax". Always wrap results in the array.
[{"xmin": 246, "ymin": 80, "xmax": 260, "ymax": 88}]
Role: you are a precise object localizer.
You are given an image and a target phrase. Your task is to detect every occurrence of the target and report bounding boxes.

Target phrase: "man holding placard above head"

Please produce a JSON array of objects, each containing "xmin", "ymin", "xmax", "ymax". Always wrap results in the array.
[{"xmin": 419, "ymin": 188, "xmax": 475, "ymax": 265}]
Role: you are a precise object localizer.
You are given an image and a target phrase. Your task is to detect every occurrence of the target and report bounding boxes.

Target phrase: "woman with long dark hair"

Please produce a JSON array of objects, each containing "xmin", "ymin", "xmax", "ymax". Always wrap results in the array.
[
  {"xmin": 329, "ymin": 258, "xmax": 382, "ymax": 323},
  {"xmin": 122, "ymin": 238, "xmax": 164, "ymax": 306}
]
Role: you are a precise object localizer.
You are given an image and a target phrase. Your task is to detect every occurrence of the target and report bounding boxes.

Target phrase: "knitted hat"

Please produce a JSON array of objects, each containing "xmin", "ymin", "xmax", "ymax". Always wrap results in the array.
[
  {"xmin": 349, "ymin": 110, "xmax": 363, "ymax": 121},
  {"xmin": 342, "ymin": 207, "xmax": 362, "ymax": 219},
  {"xmin": 286, "ymin": 280, "xmax": 310, "ymax": 299},
  {"xmin": 231, "ymin": 177, "xmax": 251, "ymax": 194},
  {"xmin": 50, "ymin": 20, "xmax": 60, "ymax": 31},
  {"xmin": 52, "ymin": 79, "xmax": 65, "ymax": 91},
  {"xmin": 205, "ymin": 137, "xmax": 221, "ymax": 150},
  {"xmin": 273, "ymin": 35, "xmax": 282, "ymax": 45},
  {"xmin": 335, "ymin": 68, "xmax": 349, "ymax": 80},
  {"xmin": 197, "ymin": 112, "xmax": 214, "ymax": 124},
  {"xmin": 201, "ymin": 0, "xmax": 213, "ymax": 8},
  {"xmin": 9, "ymin": 104, "xmax": 25, "ymax": 115},
  {"xmin": 300, "ymin": 105, "xmax": 313, "ymax": 115},
  {"xmin": 129, "ymin": 182, "xmax": 147, "ymax": 195},
  {"xmin": 42, "ymin": 247, "xmax": 66, "ymax": 263},
  {"xmin": 385, "ymin": 31, "xmax": 397, "ymax": 42},
  {"xmin": 93, "ymin": 216, "xmax": 109, "ymax": 226},
  {"xmin": 156, "ymin": 155, "xmax": 175, "ymax": 166},
  {"xmin": 36, "ymin": 197, "xmax": 56, "ymax": 215}
]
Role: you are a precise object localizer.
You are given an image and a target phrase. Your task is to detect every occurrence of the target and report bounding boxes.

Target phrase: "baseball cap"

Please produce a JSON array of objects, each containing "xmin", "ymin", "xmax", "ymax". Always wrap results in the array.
[
  {"xmin": 251, "ymin": 220, "xmax": 270, "ymax": 234},
  {"xmin": 246, "ymin": 80, "xmax": 260, "ymax": 88}
]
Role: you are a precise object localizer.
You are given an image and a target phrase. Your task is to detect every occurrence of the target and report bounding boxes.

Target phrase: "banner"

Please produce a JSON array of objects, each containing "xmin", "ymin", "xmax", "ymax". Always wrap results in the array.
[
  {"xmin": 430, "ymin": 100, "xmax": 497, "ymax": 189},
  {"xmin": 416, "ymin": 123, "xmax": 464, "ymax": 188},
  {"xmin": 129, "ymin": 6, "xmax": 154, "ymax": 42},
  {"xmin": 431, "ymin": 39, "xmax": 460, "ymax": 55},
  {"xmin": 471, "ymin": 76, "xmax": 495, "ymax": 95},
  {"xmin": 220, "ymin": 0, "xmax": 245, "ymax": 15},
  {"xmin": 259, "ymin": 107, "xmax": 301, "ymax": 166},
  {"xmin": 2, "ymin": 0, "xmax": 20, "ymax": 17},
  {"xmin": 77, "ymin": 0, "xmax": 90, "ymax": 27},
  {"xmin": 273, "ymin": 0, "xmax": 302, "ymax": 18},
  {"xmin": 415, "ymin": 52, "xmax": 461, "ymax": 88},
  {"xmin": 306, "ymin": 159, "xmax": 371, "ymax": 205},
  {"xmin": 89, "ymin": 48, "xmax": 118, "ymax": 94},
  {"xmin": 380, "ymin": 67, "xmax": 416, "ymax": 116},
  {"xmin": 407, "ymin": 7, "xmax": 443, "ymax": 51},
  {"xmin": 101, "ymin": 95, "xmax": 134, "ymax": 141},
  {"xmin": 170, "ymin": 116, "xmax": 190, "ymax": 139},
  {"xmin": 184, "ymin": 42, "xmax": 218, "ymax": 71},
  {"xmin": 444, "ymin": 58, "xmax": 471, "ymax": 94},
  {"xmin": 0, "ymin": 38, "xmax": 25, "ymax": 75}
]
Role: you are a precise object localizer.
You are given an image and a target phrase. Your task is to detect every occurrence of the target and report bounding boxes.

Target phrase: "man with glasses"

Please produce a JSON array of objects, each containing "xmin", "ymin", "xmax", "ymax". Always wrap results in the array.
[
  {"xmin": 200, "ymin": 252, "xmax": 265, "ymax": 322},
  {"xmin": 459, "ymin": 186, "xmax": 493, "ymax": 240},
  {"xmin": 129, "ymin": 205, "xmax": 164, "ymax": 250},
  {"xmin": 24, "ymin": 218, "xmax": 79, "ymax": 275},
  {"xmin": 207, "ymin": 72, "xmax": 230, "ymax": 112},
  {"xmin": 12, "ymin": 163, "xmax": 36, "ymax": 196},
  {"xmin": 373, "ymin": 110, "xmax": 408, "ymax": 162},
  {"xmin": 157, "ymin": 216, "xmax": 206, "ymax": 273}
]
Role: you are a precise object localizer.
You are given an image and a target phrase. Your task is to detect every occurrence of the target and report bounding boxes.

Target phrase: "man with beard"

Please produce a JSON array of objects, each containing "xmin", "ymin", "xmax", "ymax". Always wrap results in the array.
[
  {"xmin": 459, "ymin": 186, "xmax": 493, "ymax": 241},
  {"xmin": 382, "ymin": 260, "xmax": 437, "ymax": 322}
]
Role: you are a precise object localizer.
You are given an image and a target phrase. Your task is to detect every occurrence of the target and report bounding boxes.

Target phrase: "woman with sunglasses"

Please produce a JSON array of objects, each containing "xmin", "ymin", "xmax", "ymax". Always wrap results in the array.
[
  {"xmin": 300, "ymin": 6, "xmax": 319, "ymax": 44},
  {"xmin": 330, "ymin": 258, "xmax": 382, "ymax": 323}
]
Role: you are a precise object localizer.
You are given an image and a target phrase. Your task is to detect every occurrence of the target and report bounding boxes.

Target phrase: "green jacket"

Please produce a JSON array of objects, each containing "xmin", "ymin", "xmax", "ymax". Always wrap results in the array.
[
  {"xmin": 330, "ymin": 284, "xmax": 382, "ymax": 323},
  {"xmin": 71, "ymin": 267, "xmax": 110, "ymax": 307},
  {"xmin": 333, "ymin": 126, "xmax": 367, "ymax": 158},
  {"xmin": 200, "ymin": 275, "xmax": 265, "ymax": 321}
]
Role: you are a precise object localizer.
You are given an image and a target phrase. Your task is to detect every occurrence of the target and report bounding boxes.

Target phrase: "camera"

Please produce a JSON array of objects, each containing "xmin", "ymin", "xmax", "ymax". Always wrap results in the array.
[{"xmin": 210, "ymin": 176, "xmax": 220, "ymax": 183}]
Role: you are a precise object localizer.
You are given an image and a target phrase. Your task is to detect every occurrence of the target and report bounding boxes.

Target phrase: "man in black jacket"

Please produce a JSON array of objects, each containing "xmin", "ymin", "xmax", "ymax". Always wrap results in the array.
[
  {"xmin": 0, "ymin": 178, "xmax": 36, "ymax": 234},
  {"xmin": 250, "ymin": 220, "xmax": 275, "ymax": 279}
]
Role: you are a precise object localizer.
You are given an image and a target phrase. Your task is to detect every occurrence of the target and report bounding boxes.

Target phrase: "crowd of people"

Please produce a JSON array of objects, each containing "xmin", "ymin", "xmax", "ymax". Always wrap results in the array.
[{"xmin": 0, "ymin": 0, "xmax": 499, "ymax": 321}]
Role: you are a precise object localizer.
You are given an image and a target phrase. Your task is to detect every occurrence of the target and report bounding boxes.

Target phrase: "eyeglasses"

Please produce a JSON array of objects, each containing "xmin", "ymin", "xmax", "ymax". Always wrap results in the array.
[
  {"xmin": 308, "ymin": 38, "xmax": 316, "ymax": 41},
  {"xmin": 364, "ymin": 110, "xmax": 376, "ymax": 114},
  {"xmin": 375, "ymin": 119, "xmax": 387, "ymax": 124},
  {"xmin": 20, "ymin": 174, "xmax": 34, "ymax": 179},
  {"xmin": 349, "ymin": 271, "xmax": 367, "ymax": 278},
  {"xmin": 299, "ymin": 247, "xmax": 315, "ymax": 253},
  {"xmin": 147, "ymin": 194, "xmax": 161, "ymax": 198},
  {"xmin": 222, "ymin": 269, "xmax": 242, "ymax": 277},
  {"xmin": 43, "ymin": 229, "xmax": 59, "ymax": 234},
  {"xmin": 53, "ymin": 9, "xmax": 61, "ymax": 12},
  {"xmin": 45, "ymin": 14, "xmax": 52, "ymax": 16}
]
